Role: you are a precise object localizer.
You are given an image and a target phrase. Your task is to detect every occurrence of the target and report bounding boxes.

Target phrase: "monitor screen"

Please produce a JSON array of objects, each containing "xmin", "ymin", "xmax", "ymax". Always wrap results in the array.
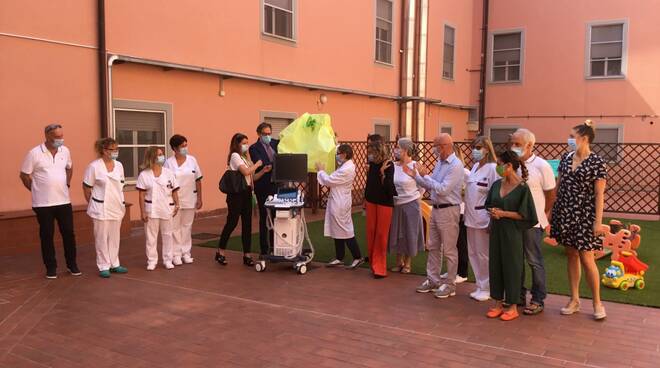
[{"xmin": 273, "ymin": 154, "xmax": 308, "ymax": 182}]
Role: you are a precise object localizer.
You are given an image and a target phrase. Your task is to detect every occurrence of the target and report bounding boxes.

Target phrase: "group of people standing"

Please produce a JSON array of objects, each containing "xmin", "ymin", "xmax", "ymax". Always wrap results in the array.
[
  {"xmin": 20, "ymin": 119, "xmax": 607, "ymax": 321},
  {"xmin": 319, "ymin": 120, "xmax": 607, "ymax": 321}
]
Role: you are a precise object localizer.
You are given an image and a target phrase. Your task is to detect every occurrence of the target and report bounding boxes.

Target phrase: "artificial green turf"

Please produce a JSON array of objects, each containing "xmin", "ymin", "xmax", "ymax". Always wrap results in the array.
[{"xmin": 199, "ymin": 214, "xmax": 660, "ymax": 308}]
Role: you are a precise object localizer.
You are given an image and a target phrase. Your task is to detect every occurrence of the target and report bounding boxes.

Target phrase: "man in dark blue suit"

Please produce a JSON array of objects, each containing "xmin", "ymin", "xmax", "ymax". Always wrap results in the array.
[{"xmin": 249, "ymin": 122, "xmax": 279, "ymax": 256}]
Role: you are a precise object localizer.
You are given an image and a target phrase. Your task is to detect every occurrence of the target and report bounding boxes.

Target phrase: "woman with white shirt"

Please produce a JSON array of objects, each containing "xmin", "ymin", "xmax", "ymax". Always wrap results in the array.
[
  {"xmin": 164, "ymin": 134, "xmax": 203, "ymax": 265},
  {"xmin": 464, "ymin": 136, "xmax": 499, "ymax": 301},
  {"xmin": 83, "ymin": 138, "xmax": 127, "ymax": 278},
  {"xmin": 316, "ymin": 144, "xmax": 364, "ymax": 269},
  {"xmin": 136, "ymin": 146, "xmax": 181, "ymax": 271},
  {"xmin": 388, "ymin": 137, "xmax": 425, "ymax": 274},
  {"xmin": 216, "ymin": 133, "xmax": 265, "ymax": 267}
]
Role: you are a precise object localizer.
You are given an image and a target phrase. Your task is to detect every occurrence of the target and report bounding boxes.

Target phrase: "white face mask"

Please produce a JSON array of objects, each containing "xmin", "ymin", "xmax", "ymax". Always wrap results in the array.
[
  {"xmin": 156, "ymin": 155, "xmax": 166, "ymax": 165},
  {"xmin": 179, "ymin": 147, "xmax": 189, "ymax": 156},
  {"xmin": 52, "ymin": 139, "xmax": 64, "ymax": 148},
  {"xmin": 110, "ymin": 152, "xmax": 119, "ymax": 160},
  {"xmin": 241, "ymin": 144, "xmax": 249, "ymax": 154}
]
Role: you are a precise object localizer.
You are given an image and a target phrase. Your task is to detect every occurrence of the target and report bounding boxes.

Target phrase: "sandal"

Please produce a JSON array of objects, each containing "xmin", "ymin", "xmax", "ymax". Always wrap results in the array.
[
  {"xmin": 523, "ymin": 303, "xmax": 544, "ymax": 315},
  {"xmin": 500, "ymin": 308, "xmax": 520, "ymax": 321},
  {"xmin": 400, "ymin": 266, "xmax": 412, "ymax": 274},
  {"xmin": 486, "ymin": 305, "xmax": 504, "ymax": 318},
  {"xmin": 390, "ymin": 265, "xmax": 404, "ymax": 272},
  {"xmin": 215, "ymin": 252, "xmax": 227, "ymax": 265}
]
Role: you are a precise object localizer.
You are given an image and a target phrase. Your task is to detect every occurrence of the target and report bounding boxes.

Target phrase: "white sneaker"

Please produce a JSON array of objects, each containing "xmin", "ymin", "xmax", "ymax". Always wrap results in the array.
[
  {"xmin": 469, "ymin": 288, "xmax": 481, "ymax": 299},
  {"xmin": 164, "ymin": 262, "xmax": 175, "ymax": 270},
  {"xmin": 455, "ymin": 275, "xmax": 468, "ymax": 284},
  {"xmin": 182, "ymin": 255, "xmax": 194, "ymax": 264},
  {"xmin": 326, "ymin": 259, "xmax": 344, "ymax": 267},
  {"xmin": 146, "ymin": 264, "xmax": 156, "ymax": 271},
  {"xmin": 346, "ymin": 258, "xmax": 365, "ymax": 269},
  {"xmin": 440, "ymin": 272, "xmax": 448, "ymax": 279},
  {"xmin": 172, "ymin": 258, "xmax": 183, "ymax": 266},
  {"xmin": 474, "ymin": 290, "xmax": 491, "ymax": 302}
]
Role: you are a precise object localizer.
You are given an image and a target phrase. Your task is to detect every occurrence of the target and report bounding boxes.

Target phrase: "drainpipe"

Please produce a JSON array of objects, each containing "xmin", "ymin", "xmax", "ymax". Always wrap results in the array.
[
  {"xmin": 477, "ymin": 0, "xmax": 489, "ymax": 135},
  {"xmin": 98, "ymin": 0, "xmax": 108, "ymax": 136},
  {"xmin": 107, "ymin": 55, "xmax": 119, "ymax": 135},
  {"xmin": 397, "ymin": 0, "xmax": 407, "ymax": 139},
  {"xmin": 416, "ymin": 0, "xmax": 429, "ymax": 141}
]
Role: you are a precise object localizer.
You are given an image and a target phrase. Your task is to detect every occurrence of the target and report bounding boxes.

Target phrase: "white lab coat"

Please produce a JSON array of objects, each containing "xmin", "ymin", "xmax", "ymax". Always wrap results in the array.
[
  {"xmin": 164, "ymin": 155, "xmax": 202, "ymax": 209},
  {"xmin": 317, "ymin": 159, "xmax": 356, "ymax": 239},
  {"xmin": 136, "ymin": 168, "xmax": 179, "ymax": 219},
  {"xmin": 83, "ymin": 159, "xmax": 126, "ymax": 220},
  {"xmin": 464, "ymin": 162, "xmax": 499, "ymax": 229}
]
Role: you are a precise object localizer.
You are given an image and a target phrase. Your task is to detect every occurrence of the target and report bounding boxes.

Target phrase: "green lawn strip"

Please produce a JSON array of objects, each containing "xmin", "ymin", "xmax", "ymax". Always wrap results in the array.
[{"xmin": 198, "ymin": 214, "xmax": 659, "ymax": 308}]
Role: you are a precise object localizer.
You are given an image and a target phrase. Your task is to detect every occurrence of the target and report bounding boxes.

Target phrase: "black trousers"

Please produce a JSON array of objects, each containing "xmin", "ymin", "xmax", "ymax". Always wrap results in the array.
[
  {"xmin": 334, "ymin": 237, "xmax": 362, "ymax": 261},
  {"xmin": 255, "ymin": 190, "xmax": 275, "ymax": 255},
  {"xmin": 457, "ymin": 215, "xmax": 468, "ymax": 278},
  {"xmin": 32, "ymin": 204, "xmax": 77, "ymax": 271},
  {"xmin": 218, "ymin": 189, "xmax": 252, "ymax": 254}
]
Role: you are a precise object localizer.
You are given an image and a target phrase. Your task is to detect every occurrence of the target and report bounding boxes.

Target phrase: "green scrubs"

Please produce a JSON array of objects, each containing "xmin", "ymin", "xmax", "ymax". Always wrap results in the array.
[{"xmin": 485, "ymin": 180, "xmax": 538, "ymax": 305}]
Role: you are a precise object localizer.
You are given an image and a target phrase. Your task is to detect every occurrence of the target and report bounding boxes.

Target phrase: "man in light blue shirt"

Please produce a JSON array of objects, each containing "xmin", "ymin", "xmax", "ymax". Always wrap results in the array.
[{"xmin": 404, "ymin": 133, "xmax": 464, "ymax": 298}]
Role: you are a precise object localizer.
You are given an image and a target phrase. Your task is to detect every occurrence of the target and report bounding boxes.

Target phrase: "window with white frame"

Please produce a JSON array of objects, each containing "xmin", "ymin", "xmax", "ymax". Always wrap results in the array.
[
  {"xmin": 374, "ymin": 123, "xmax": 391, "ymax": 141},
  {"xmin": 488, "ymin": 127, "xmax": 518, "ymax": 144},
  {"xmin": 492, "ymin": 32, "xmax": 522, "ymax": 82},
  {"xmin": 115, "ymin": 109, "xmax": 168, "ymax": 179},
  {"xmin": 443, "ymin": 25, "xmax": 455, "ymax": 79},
  {"xmin": 588, "ymin": 23, "xmax": 625, "ymax": 77},
  {"xmin": 375, "ymin": 0, "xmax": 393, "ymax": 64},
  {"xmin": 593, "ymin": 127, "xmax": 622, "ymax": 162},
  {"xmin": 440, "ymin": 125, "xmax": 452, "ymax": 136},
  {"xmin": 263, "ymin": 0, "xmax": 295, "ymax": 40}
]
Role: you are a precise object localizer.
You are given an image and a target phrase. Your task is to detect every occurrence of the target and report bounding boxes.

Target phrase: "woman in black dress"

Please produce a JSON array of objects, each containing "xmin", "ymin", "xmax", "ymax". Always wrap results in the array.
[{"xmin": 550, "ymin": 120, "xmax": 607, "ymax": 320}]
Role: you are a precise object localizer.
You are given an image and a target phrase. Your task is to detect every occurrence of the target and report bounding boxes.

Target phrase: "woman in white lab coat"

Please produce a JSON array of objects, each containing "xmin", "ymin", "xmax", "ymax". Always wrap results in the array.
[
  {"xmin": 316, "ymin": 144, "xmax": 364, "ymax": 269},
  {"xmin": 164, "ymin": 134, "xmax": 203, "ymax": 265},
  {"xmin": 83, "ymin": 138, "xmax": 127, "ymax": 278},
  {"xmin": 137, "ymin": 146, "xmax": 181, "ymax": 270},
  {"xmin": 464, "ymin": 136, "xmax": 499, "ymax": 302}
]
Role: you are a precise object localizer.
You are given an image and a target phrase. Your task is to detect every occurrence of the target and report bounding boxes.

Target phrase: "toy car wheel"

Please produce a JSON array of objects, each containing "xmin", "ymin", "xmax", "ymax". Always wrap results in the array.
[
  {"xmin": 297, "ymin": 264, "xmax": 307, "ymax": 275},
  {"xmin": 619, "ymin": 281, "xmax": 629, "ymax": 291},
  {"xmin": 255, "ymin": 261, "xmax": 266, "ymax": 272},
  {"xmin": 635, "ymin": 279, "xmax": 645, "ymax": 290}
]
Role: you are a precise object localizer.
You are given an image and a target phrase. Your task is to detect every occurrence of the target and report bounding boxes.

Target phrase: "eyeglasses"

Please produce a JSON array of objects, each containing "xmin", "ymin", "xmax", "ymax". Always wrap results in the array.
[{"xmin": 44, "ymin": 124, "xmax": 62, "ymax": 133}]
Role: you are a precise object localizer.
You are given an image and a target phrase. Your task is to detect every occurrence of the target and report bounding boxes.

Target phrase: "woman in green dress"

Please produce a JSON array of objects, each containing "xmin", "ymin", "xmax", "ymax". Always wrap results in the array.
[{"xmin": 485, "ymin": 150, "xmax": 538, "ymax": 321}]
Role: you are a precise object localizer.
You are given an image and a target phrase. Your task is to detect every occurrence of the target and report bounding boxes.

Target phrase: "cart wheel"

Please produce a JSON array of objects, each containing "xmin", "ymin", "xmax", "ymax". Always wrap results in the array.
[
  {"xmin": 619, "ymin": 281, "xmax": 629, "ymax": 291},
  {"xmin": 297, "ymin": 264, "xmax": 307, "ymax": 275},
  {"xmin": 635, "ymin": 279, "xmax": 645, "ymax": 290},
  {"xmin": 255, "ymin": 261, "xmax": 266, "ymax": 272}
]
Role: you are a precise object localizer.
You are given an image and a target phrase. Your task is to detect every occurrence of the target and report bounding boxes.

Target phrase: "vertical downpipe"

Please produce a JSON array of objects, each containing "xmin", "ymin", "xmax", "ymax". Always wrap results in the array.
[
  {"xmin": 478, "ymin": 0, "xmax": 489, "ymax": 135},
  {"xmin": 98, "ymin": 0, "xmax": 108, "ymax": 137}
]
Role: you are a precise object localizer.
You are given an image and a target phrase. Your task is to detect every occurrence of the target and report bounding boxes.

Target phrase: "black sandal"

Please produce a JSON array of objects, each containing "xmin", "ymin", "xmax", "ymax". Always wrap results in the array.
[
  {"xmin": 523, "ymin": 303, "xmax": 544, "ymax": 315},
  {"xmin": 215, "ymin": 252, "xmax": 227, "ymax": 265},
  {"xmin": 243, "ymin": 256, "xmax": 255, "ymax": 267}
]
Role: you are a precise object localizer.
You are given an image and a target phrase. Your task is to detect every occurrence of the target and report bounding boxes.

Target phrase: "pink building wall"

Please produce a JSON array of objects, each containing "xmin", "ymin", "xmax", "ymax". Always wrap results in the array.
[{"xmin": 485, "ymin": 0, "xmax": 659, "ymax": 142}]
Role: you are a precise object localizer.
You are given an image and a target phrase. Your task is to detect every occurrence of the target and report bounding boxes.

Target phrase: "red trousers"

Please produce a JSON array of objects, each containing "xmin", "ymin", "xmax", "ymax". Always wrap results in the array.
[{"xmin": 365, "ymin": 201, "xmax": 393, "ymax": 277}]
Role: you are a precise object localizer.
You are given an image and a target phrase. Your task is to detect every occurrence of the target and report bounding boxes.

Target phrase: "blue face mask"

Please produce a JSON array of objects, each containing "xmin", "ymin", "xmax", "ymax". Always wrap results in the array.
[
  {"xmin": 567, "ymin": 138, "xmax": 577, "ymax": 151},
  {"xmin": 367, "ymin": 154, "xmax": 374, "ymax": 163},
  {"xmin": 393, "ymin": 149, "xmax": 402, "ymax": 161},
  {"xmin": 336, "ymin": 154, "xmax": 344, "ymax": 165},
  {"xmin": 472, "ymin": 149, "xmax": 484, "ymax": 162},
  {"xmin": 179, "ymin": 147, "xmax": 189, "ymax": 156},
  {"xmin": 512, "ymin": 147, "xmax": 524, "ymax": 158},
  {"xmin": 156, "ymin": 155, "xmax": 166, "ymax": 165},
  {"xmin": 110, "ymin": 152, "xmax": 119, "ymax": 161},
  {"xmin": 261, "ymin": 135, "xmax": 272, "ymax": 144},
  {"xmin": 52, "ymin": 139, "xmax": 64, "ymax": 148}
]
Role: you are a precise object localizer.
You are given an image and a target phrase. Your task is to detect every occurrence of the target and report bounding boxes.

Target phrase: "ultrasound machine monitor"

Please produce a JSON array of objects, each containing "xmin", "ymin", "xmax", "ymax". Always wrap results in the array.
[{"xmin": 272, "ymin": 153, "xmax": 308, "ymax": 183}]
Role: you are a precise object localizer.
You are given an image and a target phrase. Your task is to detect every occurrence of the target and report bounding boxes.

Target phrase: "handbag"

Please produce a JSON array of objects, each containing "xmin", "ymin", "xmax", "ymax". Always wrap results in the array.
[{"xmin": 219, "ymin": 169, "xmax": 247, "ymax": 194}]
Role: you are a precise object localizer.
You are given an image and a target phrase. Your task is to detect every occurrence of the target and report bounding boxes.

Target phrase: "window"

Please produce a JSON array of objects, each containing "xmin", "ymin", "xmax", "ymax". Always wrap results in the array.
[
  {"xmin": 374, "ymin": 123, "xmax": 391, "ymax": 141},
  {"xmin": 375, "ymin": 0, "xmax": 393, "ymax": 64},
  {"xmin": 263, "ymin": 0, "xmax": 295, "ymax": 40},
  {"xmin": 488, "ymin": 127, "xmax": 518, "ymax": 144},
  {"xmin": 263, "ymin": 116, "xmax": 294, "ymax": 138},
  {"xmin": 443, "ymin": 25, "xmax": 455, "ymax": 79},
  {"xmin": 468, "ymin": 108, "xmax": 478, "ymax": 122},
  {"xmin": 492, "ymin": 31, "xmax": 522, "ymax": 82},
  {"xmin": 588, "ymin": 22, "xmax": 626, "ymax": 78},
  {"xmin": 593, "ymin": 127, "xmax": 622, "ymax": 162},
  {"xmin": 440, "ymin": 125, "xmax": 452, "ymax": 135},
  {"xmin": 115, "ymin": 109, "xmax": 167, "ymax": 179}
]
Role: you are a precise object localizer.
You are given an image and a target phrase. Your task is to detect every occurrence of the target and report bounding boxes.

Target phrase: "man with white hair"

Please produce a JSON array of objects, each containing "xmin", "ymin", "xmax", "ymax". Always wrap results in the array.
[
  {"xmin": 510, "ymin": 128, "xmax": 556, "ymax": 315},
  {"xmin": 404, "ymin": 133, "xmax": 464, "ymax": 299}
]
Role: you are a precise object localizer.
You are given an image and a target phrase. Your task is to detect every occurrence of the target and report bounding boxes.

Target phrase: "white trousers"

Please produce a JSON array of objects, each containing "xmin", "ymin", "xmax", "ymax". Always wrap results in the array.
[
  {"xmin": 172, "ymin": 208, "xmax": 195, "ymax": 260},
  {"xmin": 145, "ymin": 217, "xmax": 174, "ymax": 266},
  {"xmin": 93, "ymin": 219, "xmax": 121, "ymax": 271},
  {"xmin": 467, "ymin": 226, "xmax": 490, "ymax": 292}
]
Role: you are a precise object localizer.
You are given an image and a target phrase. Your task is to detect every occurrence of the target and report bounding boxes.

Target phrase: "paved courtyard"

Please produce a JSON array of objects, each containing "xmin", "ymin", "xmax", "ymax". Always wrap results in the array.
[{"xmin": 1, "ymin": 215, "xmax": 659, "ymax": 368}]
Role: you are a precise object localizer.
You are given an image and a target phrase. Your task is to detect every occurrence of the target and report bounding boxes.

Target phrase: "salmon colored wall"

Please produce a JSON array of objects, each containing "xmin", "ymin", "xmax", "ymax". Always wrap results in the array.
[
  {"xmin": 426, "ymin": 0, "xmax": 479, "ymax": 107},
  {"xmin": 485, "ymin": 0, "xmax": 659, "ymax": 143},
  {"xmin": 112, "ymin": 63, "xmax": 399, "ymax": 219},
  {"xmin": 106, "ymin": 0, "xmax": 402, "ymax": 96},
  {"xmin": 0, "ymin": 36, "xmax": 99, "ymax": 212},
  {"xmin": 424, "ymin": 105, "xmax": 470, "ymax": 141}
]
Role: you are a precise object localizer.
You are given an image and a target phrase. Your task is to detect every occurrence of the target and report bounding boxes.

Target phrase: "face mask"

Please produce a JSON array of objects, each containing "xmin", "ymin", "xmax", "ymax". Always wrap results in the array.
[
  {"xmin": 433, "ymin": 147, "xmax": 440, "ymax": 157},
  {"xmin": 393, "ymin": 149, "xmax": 402, "ymax": 161},
  {"xmin": 512, "ymin": 147, "xmax": 524, "ymax": 158},
  {"xmin": 496, "ymin": 164, "xmax": 506, "ymax": 177},
  {"xmin": 261, "ymin": 135, "xmax": 272, "ymax": 144},
  {"xmin": 567, "ymin": 138, "xmax": 577, "ymax": 151},
  {"xmin": 472, "ymin": 149, "xmax": 484, "ymax": 162},
  {"xmin": 110, "ymin": 152, "xmax": 119, "ymax": 161},
  {"xmin": 336, "ymin": 154, "xmax": 345, "ymax": 165},
  {"xmin": 179, "ymin": 147, "xmax": 189, "ymax": 156},
  {"xmin": 156, "ymin": 155, "xmax": 166, "ymax": 165},
  {"xmin": 52, "ymin": 139, "xmax": 64, "ymax": 148},
  {"xmin": 241, "ymin": 144, "xmax": 249, "ymax": 153},
  {"xmin": 367, "ymin": 154, "xmax": 374, "ymax": 163}
]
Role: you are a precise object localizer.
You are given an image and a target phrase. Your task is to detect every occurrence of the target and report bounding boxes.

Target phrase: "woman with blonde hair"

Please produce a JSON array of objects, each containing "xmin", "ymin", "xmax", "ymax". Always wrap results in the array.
[
  {"xmin": 136, "ymin": 146, "xmax": 180, "ymax": 270},
  {"xmin": 464, "ymin": 136, "xmax": 499, "ymax": 301},
  {"xmin": 83, "ymin": 138, "xmax": 127, "ymax": 278}
]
